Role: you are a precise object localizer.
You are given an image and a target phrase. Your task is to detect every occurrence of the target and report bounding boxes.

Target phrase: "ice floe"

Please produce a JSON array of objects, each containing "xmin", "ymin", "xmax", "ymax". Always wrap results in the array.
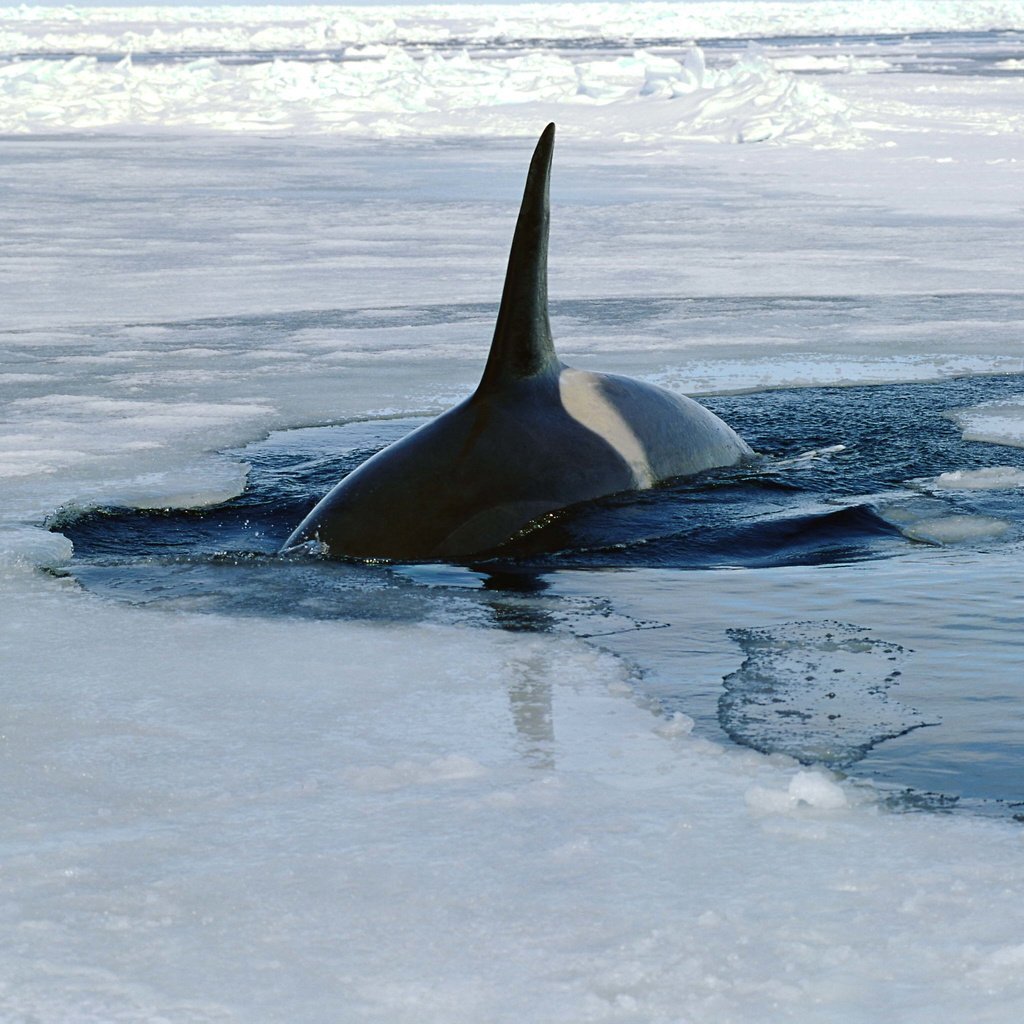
[
  {"xmin": 918, "ymin": 466, "xmax": 1024, "ymax": 490},
  {"xmin": 949, "ymin": 397, "xmax": 1024, "ymax": 450}
]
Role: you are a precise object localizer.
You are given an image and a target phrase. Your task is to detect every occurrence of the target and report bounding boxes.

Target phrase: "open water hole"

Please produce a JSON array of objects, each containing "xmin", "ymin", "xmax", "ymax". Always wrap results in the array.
[{"xmin": 52, "ymin": 372, "xmax": 1024, "ymax": 818}]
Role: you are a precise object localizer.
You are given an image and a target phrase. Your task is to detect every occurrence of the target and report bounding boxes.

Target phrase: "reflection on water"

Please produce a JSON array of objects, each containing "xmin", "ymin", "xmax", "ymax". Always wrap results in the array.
[{"xmin": 505, "ymin": 652, "xmax": 557, "ymax": 771}]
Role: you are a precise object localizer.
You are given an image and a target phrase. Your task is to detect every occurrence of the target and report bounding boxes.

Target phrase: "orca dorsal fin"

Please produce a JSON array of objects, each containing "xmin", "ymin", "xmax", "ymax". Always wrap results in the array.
[{"xmin": 477, "ymin": 123, "xmax": 561, "ymax": 393}]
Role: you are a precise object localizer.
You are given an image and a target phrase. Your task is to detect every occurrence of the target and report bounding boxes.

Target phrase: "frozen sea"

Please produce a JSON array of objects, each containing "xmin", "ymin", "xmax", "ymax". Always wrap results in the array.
[{"xmin": 3, "ymin": 3, "xmax": 1024, "ymax": 1021}]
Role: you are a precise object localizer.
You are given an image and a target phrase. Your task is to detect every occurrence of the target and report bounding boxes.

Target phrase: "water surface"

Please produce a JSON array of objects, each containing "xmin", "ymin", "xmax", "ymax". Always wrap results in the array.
[{"xmin": 55, "ymin": 372, "xmax": 1024, "ymax": 817}]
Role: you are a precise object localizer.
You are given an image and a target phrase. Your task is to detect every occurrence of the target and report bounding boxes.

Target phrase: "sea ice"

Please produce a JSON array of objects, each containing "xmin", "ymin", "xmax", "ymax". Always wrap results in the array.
[
  {"xmin": 901, "ymin": 513, "xmax": 1012, "ymax": 545},
  {"xmin": 746, "ymin": 768, "xmax": 850, "ymax": 814},
  {"xmin": 3, "ymin": 3, "xmax": 1024, "ymax": 55},
  {"xmin": 919, "ymin": 466, "xmax": 1024, "ymax": 491},
  {"xmin": 720, "ymin": 621, "xmax": 924, "ymax": 768},
  {"xmin": 0, "ymin": 41, "xmax": 858, "ymax": 144},
  {"xmin": 3, "ymin": 7, "xmax": 1024, "ymax": 1021},
  {"xmin": 950, "ymin": 398, "xmax": 1024, "ymax": 450}
]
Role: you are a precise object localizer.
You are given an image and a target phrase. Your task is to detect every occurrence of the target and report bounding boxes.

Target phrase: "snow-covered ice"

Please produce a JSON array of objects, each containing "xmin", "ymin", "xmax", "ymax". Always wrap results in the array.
[
  {"xmin": 5, "ymin": 567, "xmax": 1024, "ymax": 1021},
  {"xmin": 3, "ymin": 4, "xmax": 1024, "ymax": 1021},
  {"xmin": 4, "ymin": 2, "xmax": 1024, "ymax": 142},
  {"xmin": 3, "ymin": 3, "xmax": 1024, "ymax": 54},
  {"xmin": 917, "ymin": 466, "xmax": 1024, "ymax": 491},
  {"xmin": 0, "ymin": 41, "xmax": 858, "ymax": 143},
  {"xmin": 951, "ymin": 397, "xmax": 1024, "ymax": 449}
]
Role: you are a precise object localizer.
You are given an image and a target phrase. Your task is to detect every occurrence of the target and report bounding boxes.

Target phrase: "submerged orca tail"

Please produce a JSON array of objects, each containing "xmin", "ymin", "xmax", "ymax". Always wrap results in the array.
[{"xmin": 477, "ymin": 123, "xmax": 561, "ymax": 393}]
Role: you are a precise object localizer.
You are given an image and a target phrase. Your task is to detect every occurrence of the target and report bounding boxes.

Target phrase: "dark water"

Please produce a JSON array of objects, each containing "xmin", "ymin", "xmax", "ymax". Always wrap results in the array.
[{"xmin": 52, "ymin": 372, "xmax": 1024, "ymax": 816}]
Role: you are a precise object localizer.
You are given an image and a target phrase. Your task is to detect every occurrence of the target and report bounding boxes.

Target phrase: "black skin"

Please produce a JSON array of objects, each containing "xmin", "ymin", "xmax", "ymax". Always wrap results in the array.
[
  {"xmin": 284, "ymin": 367, "xmax": 750, "ymax": 559},
  {"xmin": 286, "ymin": 371, "xmax": 635, "ymax": 560},
  {"xmin": 282, "ymin": 123, "xmax": 751, "ymax": 560}
]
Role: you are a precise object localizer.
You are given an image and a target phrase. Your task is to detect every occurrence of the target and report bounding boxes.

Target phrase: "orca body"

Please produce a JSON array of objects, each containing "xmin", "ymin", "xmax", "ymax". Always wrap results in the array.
[{"xmin": 283, "ymin": 124, "xmax": 752, "ymax": 560}]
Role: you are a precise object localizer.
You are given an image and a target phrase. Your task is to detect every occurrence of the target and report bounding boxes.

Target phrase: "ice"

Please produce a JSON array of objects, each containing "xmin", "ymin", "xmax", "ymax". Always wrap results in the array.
[
  {"xmin": 3, "ymin": 4, "xmax": 1024, "ymax": 55},
  {"xmin": 0, "ymin": 392, "xmax": 272, "ymax": 521},
  {"xmin": 720, "ymin": 621, "xmax": 925, "ymax": 767},
  {"xmin": 746, "ymin": 768, "xmax": 850, "ymax": 814},
  {"xmin": 769, "ymin": 53, "xmax": 890, "ymax": 73},
  {"xmin": 788, "ymin": 768, "xmax": 850, "ymax": 808},
  {"xmin": 5, "ymin": 568, "xmax": 1024, "ymax": 1021},
  {"xmin": 879, "ymin": 499, "xmax": 1015, "ymax": 545},
  {"xmin": 950, "ymin": 398, "xmax": 1024, "ymax": 450},
  {"xmin": 344, "ymin": 753, "xmax": 488, "ymax": 792},
  {"xmin": 918, "ymin": 466, "xmax": 1024, "ymax": 491},
  {"xmin": 4, "ymin": 6, "xmax": 1024, "ymax": 1020},
  {"xmin": 901, "ymin": 513, "xmax": 1012, "ymax": 545},
  {"xmin": 0, "ymin": 43, "xmax": 856, "ymax": 144},
  {"xmin": 651, "ymin": 353, "xmax": 1024, "ymax": 396},
  {"xmin": 0, "ymin": 525, "xmax": 74, "ymax": 569},
  {"xmin": 653, "ymin": 710, "xmax": 695, "ymax": 737}
]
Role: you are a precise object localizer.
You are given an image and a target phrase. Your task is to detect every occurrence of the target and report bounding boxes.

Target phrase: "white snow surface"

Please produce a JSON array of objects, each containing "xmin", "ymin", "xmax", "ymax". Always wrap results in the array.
[
  {"xmin": 3, "ymin": 3, "xmax": 1024, "ymax": 53},
  {"xmin": 3, "ymin": 2, "xmax": 1023, "ymax": 141},
  {"xmin": 3, "ymin": 568, "xmax": 1024, "ymax": 1022},
  {"xmin": 920, "ymin": 466, "xmax": 1024, "ymax": 490},
  {"xmin": 951, "ymin": 398, "xmax": 1024, "ymax": 449},
  {"xmin": 3, "ymin": 5, "xmax": 1024, "ymax": 1021},
  {"xmin": 0, "ymin": 42, "xmax": 858, "ymax": 143}
]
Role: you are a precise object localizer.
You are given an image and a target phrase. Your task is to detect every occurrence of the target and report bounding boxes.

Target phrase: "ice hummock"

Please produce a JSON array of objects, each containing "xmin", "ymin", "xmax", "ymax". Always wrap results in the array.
[{"xmin": 0, "ymin": 43, "xmax": 856, "ymax": 144}]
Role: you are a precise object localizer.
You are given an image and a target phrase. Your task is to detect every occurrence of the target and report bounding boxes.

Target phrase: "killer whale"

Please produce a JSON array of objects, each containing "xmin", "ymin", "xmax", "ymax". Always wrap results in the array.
[{"xmin": 283, "ymin": 123, "xmax": 752, "ymax": 560}]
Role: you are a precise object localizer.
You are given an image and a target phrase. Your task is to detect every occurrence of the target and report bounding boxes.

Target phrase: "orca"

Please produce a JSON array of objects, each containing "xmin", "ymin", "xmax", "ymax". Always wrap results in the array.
[{"xmin": 283, "ymin": 123, "xmax": 752, "ymax": 560}]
